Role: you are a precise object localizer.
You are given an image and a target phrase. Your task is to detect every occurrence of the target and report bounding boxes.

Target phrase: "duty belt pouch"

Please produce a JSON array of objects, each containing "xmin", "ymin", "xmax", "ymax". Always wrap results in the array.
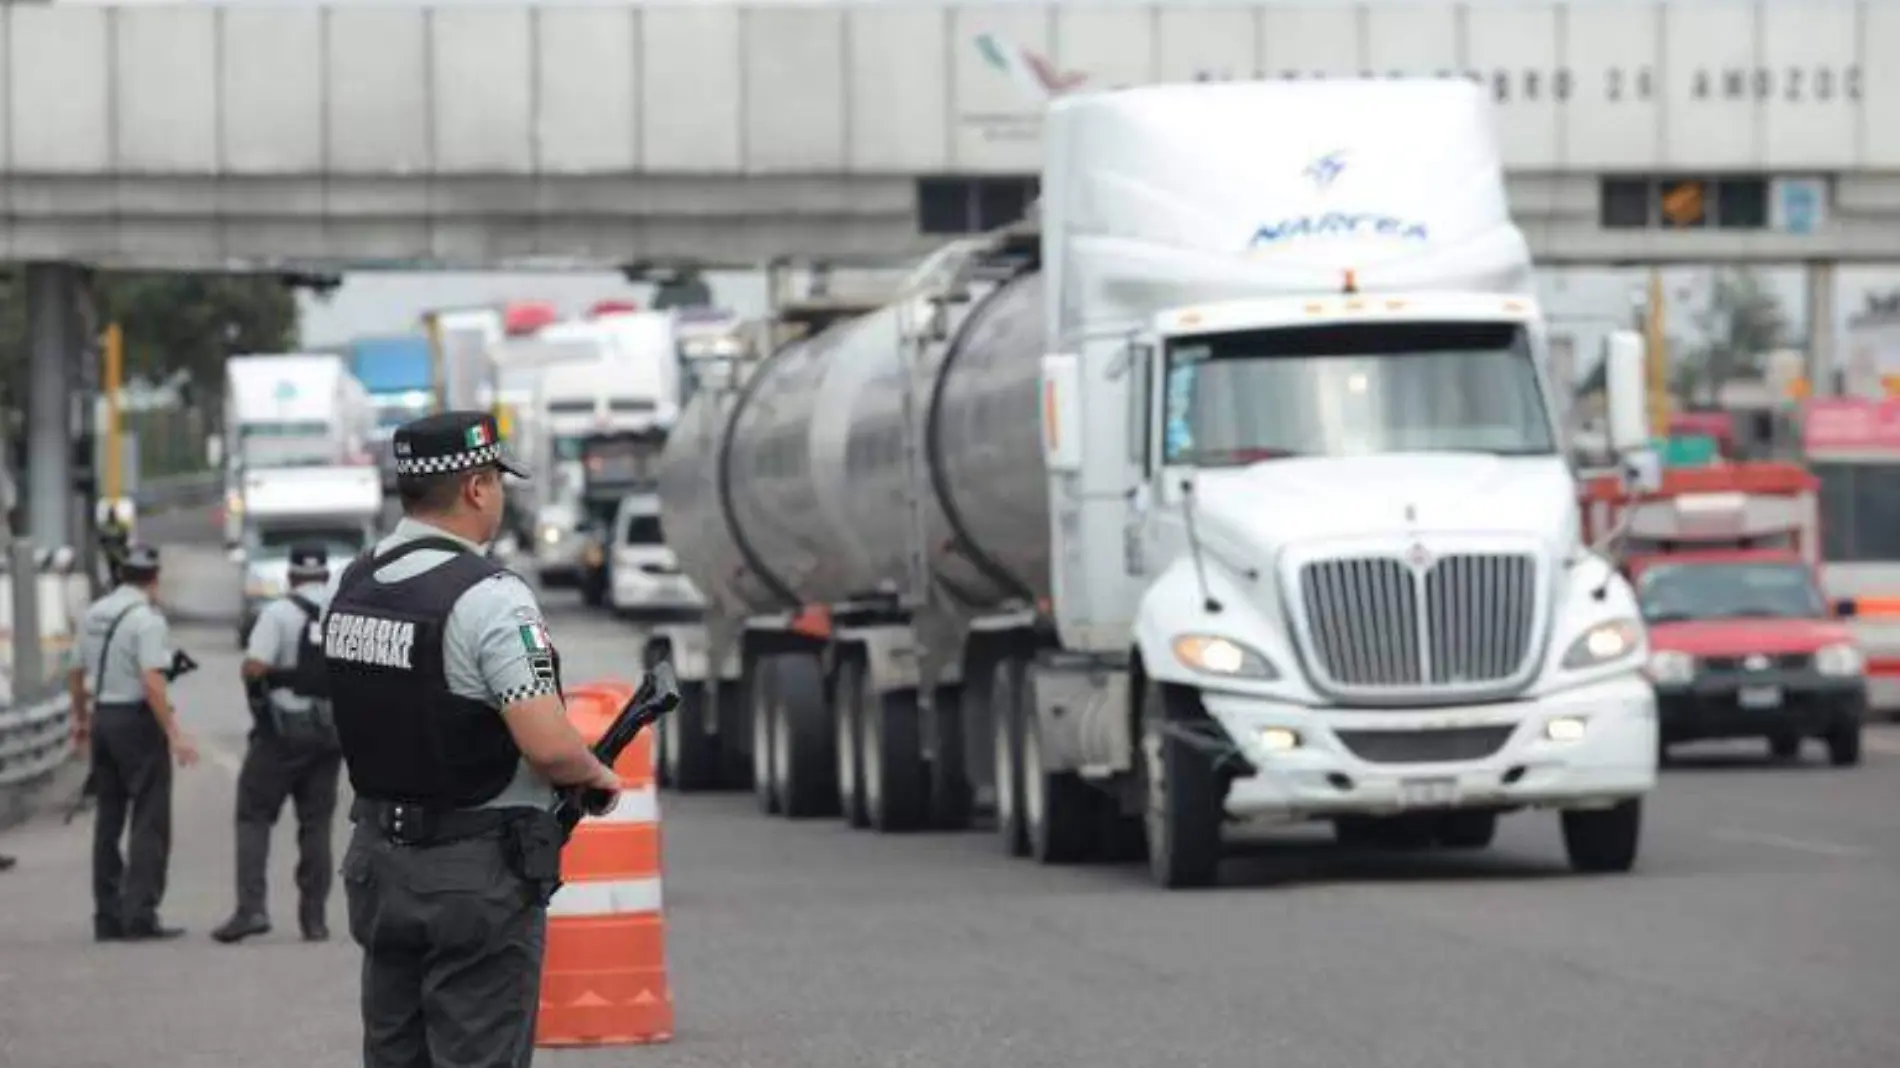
[
  {"xmin": 274, "ymin": 701, "xmax": 341, "ymax": 752},
  {"xmin": 505, "ymin": 813, "xmax": 564, "ymax": 903}
]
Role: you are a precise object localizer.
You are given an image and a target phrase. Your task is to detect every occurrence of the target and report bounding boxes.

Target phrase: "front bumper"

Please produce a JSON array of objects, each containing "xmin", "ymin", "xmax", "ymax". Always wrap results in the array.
[
  {"xmin": 534, "ymin": 538, "xmax": 584, "ymax": 582},
  {"xmin": 1655, "ymin": 670, "xmax": 1865, "ymax": 743},
  {"xmin": 611, "ymin": 567, "xmax": 703, "ymax": 615},
  {"xmin": 1201, "ymin": 672, "xmax": 1657, "ymax": 821}
]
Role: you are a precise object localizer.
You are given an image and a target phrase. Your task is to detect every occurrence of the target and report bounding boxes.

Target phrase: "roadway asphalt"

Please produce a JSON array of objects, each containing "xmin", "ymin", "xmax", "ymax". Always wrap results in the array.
[{"xmin": 2, "ymin": 545, "xmax": 1897, "ymax": 1068}]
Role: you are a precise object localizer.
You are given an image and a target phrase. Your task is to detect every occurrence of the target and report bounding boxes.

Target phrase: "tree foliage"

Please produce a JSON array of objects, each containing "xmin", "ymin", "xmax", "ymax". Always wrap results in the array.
[
  {"xmin": 1673, "ymin": 267, "xmax": 1790, "ymax": 405},
  {"xmin": 0, "ymin": 270, "xmax": 299, "ymax": 410}
]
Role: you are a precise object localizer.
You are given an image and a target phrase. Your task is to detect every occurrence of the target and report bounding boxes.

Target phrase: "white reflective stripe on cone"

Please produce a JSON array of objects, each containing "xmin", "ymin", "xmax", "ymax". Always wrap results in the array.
[
  {"xmin": 546, "ymin": 876, "xmax": 664, "ymax": 918},
  {"xmin": 580, "ymin": 785, "xmax": 658, "ymax": 826}
]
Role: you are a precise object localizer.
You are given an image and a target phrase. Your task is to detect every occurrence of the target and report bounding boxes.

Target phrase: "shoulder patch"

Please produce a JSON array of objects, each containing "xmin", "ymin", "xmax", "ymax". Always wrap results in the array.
[{"xmin": 518, "ymin": 619, "xmax": 556, "ymax": 681}]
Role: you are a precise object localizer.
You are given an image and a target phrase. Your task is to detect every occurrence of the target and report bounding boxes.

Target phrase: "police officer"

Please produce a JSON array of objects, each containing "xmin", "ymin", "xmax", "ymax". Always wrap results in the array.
[
  {"xmin": 66, "ymin": 544, "xmax": 200, "ymax": 942},
  {"xmin": 213, "ymin": 543, "xmax": 344, "ymax": 945},
  {"xmin": 328, "ymin": 411, "xmax": 621, "ymax": 1068}
]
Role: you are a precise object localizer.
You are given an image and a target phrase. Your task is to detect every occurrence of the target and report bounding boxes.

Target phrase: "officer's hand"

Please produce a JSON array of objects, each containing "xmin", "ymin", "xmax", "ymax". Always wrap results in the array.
[
  {"xmin": 72, "ymin": 719, "xmax": 90, "ymax": 749},
  {"xmin": 169, "ymin": 731, "xmax": 200, "ymax": 768}
]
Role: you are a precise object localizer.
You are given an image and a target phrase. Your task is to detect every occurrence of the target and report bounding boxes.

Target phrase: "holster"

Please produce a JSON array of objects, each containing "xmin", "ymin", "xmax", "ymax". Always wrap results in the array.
[{"xmin": 504, "ymin": 811, "xmax": 564, "ymax": 905}]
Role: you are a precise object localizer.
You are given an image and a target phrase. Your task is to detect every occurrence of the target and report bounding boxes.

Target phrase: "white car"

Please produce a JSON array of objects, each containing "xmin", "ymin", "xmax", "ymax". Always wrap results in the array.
[{"xmin": 608, "ymin": 495, "xmax": 702, "ymax": 619}]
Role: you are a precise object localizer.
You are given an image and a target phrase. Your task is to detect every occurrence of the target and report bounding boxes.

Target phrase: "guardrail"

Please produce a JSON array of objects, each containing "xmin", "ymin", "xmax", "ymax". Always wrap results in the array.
[{"xmin": 0, "ymin": 693, "xmax": 72, "ymax": 791}]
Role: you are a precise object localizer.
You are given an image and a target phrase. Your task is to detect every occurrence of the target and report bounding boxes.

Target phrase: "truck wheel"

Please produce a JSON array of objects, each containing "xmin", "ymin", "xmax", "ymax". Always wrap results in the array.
[
  {"xmin": 1769, "ymin": 734, "xmax": 1801, "ymax": 762},
  {"xmin": 1561, "ymin": 799, "xmax": 1642, "ymax": 874},
  {"xmin": 833, "ymin": 658, "xmax": 869, "ymax": 828},
  {"xmin": 1139, "ymin": 682, "xmax": 1223, "ymax": 889},
  {"xmin": 771, "ymin": 654, "xmax": 839, "ymax": 818},
  {"xmin": 926, "ymin": 686, "xmax": 972, "ymax": 830},
  {"xmin": 750, "ymin": 660, "xmax": 780, "ymax": 815},
  {"xmin": 663, "ymin": 682, "xmax": 723, "ymax": 792},
  {"xmin": 1434, "ymin": 812, "xmax": 1497, "ymax": 850},
  {"xmin": 1021, "ymin": 666, "xmax": 1099, "ymax": 864},
  {"xmin": 1826, "ymin": 719, "xmax": 1862, "ymax": 767},
  {"xmin": 863, "ymin": 689, "xmax": 927, "ymax": 832},
  {"xmin": 990, "ymin": 658, "xmax": 1029, "ymax": 857}
]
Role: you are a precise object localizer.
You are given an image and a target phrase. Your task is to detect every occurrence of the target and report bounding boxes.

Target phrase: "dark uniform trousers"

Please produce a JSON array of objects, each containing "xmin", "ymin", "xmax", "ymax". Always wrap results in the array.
[
  {"xmin": 90, "ymin": 702, "xmax": 172, "ymax": 929},
  {"xmin": 343, "ymin": 815, "xmax": 549, "ymax": 1068},
  {"xmin": 234, "ymin": 733, "xmax": 343, "ymax": 925}
]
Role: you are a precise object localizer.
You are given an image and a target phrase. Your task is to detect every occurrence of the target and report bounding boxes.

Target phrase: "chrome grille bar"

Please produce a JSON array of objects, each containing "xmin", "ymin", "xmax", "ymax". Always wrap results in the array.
[{"xmin": 1296, "ymin": 551, "xmax": 1538, "ymax": 696}]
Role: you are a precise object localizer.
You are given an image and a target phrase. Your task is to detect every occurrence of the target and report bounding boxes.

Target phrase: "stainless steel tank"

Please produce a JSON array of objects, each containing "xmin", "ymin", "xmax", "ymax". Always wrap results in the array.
[{"xmin": 659, "ymin": 257, "xmax": 1051, "ymax": 620}]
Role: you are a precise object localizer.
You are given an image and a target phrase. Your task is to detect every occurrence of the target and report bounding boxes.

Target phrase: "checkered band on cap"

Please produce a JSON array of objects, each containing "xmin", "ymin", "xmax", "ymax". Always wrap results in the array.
[{"xmin": 394, "ymin": 442, "xmax": 503, "ymax": 477}]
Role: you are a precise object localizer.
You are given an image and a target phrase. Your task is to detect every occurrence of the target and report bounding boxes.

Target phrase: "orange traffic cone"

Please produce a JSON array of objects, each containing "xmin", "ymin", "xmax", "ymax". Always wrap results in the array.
[{"xmin": 535, "ymin": 679, "xmax": 676, "ymax": 1047}]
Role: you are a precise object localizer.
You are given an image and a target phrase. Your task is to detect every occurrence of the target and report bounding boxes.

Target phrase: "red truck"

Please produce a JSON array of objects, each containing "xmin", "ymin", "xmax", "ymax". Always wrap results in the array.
[{"xmin": 1580, "ymin": 463, "xmax": 1866, "ymax": 767}]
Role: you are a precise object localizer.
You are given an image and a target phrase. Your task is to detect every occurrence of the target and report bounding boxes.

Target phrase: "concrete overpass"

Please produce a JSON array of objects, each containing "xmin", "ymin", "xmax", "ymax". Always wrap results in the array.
[
  {"xmin": 8, "ymin": 0, "xmax": 1900, "ymax": 551},
  {"xmin": 0, "ymin": 2, "xmax": 1897, "ymax": 270}
]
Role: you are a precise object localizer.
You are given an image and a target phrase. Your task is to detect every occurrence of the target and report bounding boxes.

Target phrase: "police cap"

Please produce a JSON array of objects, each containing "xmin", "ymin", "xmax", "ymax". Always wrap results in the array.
[
  {"xmin": 391, "ymin": 410, "xmax": 529, "ymax": 481},
  {"xmin": 120, "ymin": 543, "xmax": 160, "ymax": 576},
  {"xmin": 287, "ymin": 543, "xmax": 330, "ymax": 577}
]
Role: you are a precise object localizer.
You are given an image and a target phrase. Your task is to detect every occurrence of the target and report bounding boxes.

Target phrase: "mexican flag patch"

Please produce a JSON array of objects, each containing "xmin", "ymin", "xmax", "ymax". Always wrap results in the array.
[
  {"xmin": 518, "ymin": 621, "xmax": 551, "ymax": 653},
  {"xmin": 466, "ymin": 423, "xmax": 493, "ymax": 448}
]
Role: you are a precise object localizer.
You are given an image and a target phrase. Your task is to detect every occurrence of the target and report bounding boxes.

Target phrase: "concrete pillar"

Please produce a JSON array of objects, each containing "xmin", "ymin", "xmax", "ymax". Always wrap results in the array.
[
  {"xmin": 24, "ymin": 264, "xmax": 79, "ymax": 550},
  {"xmin": 1806, "ymin": 260, "xmax": 1838, "ymax": 396}
]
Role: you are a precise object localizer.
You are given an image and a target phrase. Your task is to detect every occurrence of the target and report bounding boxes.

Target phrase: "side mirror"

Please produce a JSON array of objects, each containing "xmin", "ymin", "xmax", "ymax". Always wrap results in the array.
[
  {"xmin": 1603, "ymin": 330, "xmax": 1651, "ymax": 455},
  {"xmin": 1835, "ymin": 598, "xmax": 1858, "ymax": 618},
  {"xmin": 205, "ymin": 435, "xmax": 223, "ymax": 468}
]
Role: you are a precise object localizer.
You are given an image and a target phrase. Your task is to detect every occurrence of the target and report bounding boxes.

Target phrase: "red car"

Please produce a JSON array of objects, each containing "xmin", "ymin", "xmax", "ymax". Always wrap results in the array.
[{"xmin": 1634, "ymin": 550, "xmax": 1865, "ymax": 766}]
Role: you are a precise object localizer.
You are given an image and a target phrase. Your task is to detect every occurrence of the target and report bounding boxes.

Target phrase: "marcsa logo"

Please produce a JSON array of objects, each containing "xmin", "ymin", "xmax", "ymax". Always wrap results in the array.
[
  {"xmin": 1249, "ymin": 214, "xmax": 1430, "ymax": 248},
  {"xmin": 974, "ymin": 33, "xmax": 1087, "ymax": 98}
]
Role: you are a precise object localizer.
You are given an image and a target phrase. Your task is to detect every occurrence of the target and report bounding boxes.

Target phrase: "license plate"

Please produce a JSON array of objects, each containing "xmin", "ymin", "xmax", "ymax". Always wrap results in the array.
[
  {"xmin": 1738, "ymin": 685, "xmax": 1783, "ymax": 710},
  {"xmin": 1398, "ymin": 777, "xmax": 1461, "ymax": 809}
]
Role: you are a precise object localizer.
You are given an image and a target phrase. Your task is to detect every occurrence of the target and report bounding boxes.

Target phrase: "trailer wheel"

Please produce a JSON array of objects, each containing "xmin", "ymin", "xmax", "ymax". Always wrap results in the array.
[
  {"xmin": 833, "ymin": 658, "xmax": 869, "ymax": 828},
  {"xmin": 990, "ymin": 658, "xmax": 1029, "ymax": 857},
  {"xmin": 1021, "ymin": 665, "xmax": 1100, "ymax": 864},
  {"xmin": 749, "ymin": 659, "xmax": 780, "ymax": 815},
  {"xmin": 863, "ymin": 689, "xmax": 928, "ymax": 833},
  {"xmin": 770, "ymin": 654, "xmax": 838, "ymax": 818},
  {"xmin": 1561, "ymin": 799, "xmax": 1642, "ymax": 874},
  {"xmin": 926, "ymin": 685, "xmax": 972, "ymax": 830},
  {"xmin": 1139, "ymin": 682, "xmax": 1223, "ymax": 889},
  {"xmin": 663, "ymin": 682, "xmax": 723, "ymax": 792}
]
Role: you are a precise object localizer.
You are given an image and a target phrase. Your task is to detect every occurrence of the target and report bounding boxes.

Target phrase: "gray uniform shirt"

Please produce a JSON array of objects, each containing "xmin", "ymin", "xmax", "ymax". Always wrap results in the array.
[
  {"xmin": 246, "ymin": 580, "xmax": 333, "ymax": 715},
  {"xmin": 75, "ymin": 584, "xmax": 172, "ymax": 705},
  {"xmin": 342, "ymin": 517, "xmax": 558, "ymax": 810}
]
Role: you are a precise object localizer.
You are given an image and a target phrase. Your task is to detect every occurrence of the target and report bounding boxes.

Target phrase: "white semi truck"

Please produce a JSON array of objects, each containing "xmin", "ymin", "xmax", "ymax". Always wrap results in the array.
[
  {"xmin": 650, "ymin": 80, "xmax": 1662, "ymax": 888},
  {"xmin": 221, "ymin": 354, "xmax": 375, "ymax": 549}
]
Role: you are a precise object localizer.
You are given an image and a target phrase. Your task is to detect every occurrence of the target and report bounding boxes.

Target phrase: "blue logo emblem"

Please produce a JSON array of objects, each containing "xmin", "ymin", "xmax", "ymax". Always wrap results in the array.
[
  {"xmin": 1248, "ymin": 213, "xmax": 1430, "ymax": 248},
  {"xmin": 1304, "ymin": 150, "xmax": 1347, "ymax": 190}
]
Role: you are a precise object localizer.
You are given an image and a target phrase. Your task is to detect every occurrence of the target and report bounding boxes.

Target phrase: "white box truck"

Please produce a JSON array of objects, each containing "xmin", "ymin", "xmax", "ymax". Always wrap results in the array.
[
  {"xmin": 221, "ymin": 354, "xmax": 375, "ymax": 548},
  {"xmin": 232, "ymin": 464, "xmax": 383, "ymax": 645},
  {"xmin": 649, "ymin": 80, "xmax": 1661, "ymax": 887}
]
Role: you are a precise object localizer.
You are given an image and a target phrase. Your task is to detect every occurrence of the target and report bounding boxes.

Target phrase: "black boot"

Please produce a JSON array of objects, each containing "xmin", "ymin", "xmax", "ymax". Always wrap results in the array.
[{"xmin": 211, "ymin": 912, "xmax": 270, "ymax": 944}]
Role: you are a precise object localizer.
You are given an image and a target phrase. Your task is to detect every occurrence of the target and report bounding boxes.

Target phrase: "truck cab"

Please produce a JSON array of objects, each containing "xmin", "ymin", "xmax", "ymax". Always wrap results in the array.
[
  {"xmin": 230, "ymin": 464, "xmax": 383, "ymax": 646},
  {"xmin": 1582, "ymin": 463, "xmax": 1866, "ymax": 766}
]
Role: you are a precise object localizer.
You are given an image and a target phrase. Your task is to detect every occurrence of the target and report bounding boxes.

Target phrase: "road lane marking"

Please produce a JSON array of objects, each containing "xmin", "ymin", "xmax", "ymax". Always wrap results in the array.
[{"xmin": 1708, "ymin": 828, "xmax": 1873, "ymax": 859}]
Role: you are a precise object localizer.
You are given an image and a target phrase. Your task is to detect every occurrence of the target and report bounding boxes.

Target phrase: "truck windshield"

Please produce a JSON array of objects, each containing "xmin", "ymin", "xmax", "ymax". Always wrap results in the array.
[
  {"xmin": 373, "ymin": 394, "xmax": 433, "ymax": 430},
  {"xmin": 1161, "ymin": 320, "xmax": 1554, "ymax": 465},
  {"xmin": 246, "ymin": 526, "xmax": 369, "ymax": 562},
  {"xmin": 1638, "ymin": 562, "xmax": 1826, "ymax": 623},
  {"xmin": 239, "ymin": 421, "xmax": 336, "ymax": 467}
]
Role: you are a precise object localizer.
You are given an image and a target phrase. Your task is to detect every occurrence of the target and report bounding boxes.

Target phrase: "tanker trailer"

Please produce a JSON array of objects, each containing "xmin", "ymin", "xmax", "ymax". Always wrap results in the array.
[{"xmin": 652, "ymin": 78, "xmax": 1665, "ymax": 889}]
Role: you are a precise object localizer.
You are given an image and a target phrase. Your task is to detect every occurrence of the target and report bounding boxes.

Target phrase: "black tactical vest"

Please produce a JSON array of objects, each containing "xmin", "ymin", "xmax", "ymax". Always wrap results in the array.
[{"xmin": 325, "ymin": 536, "xmax": 523, "ymax": 808}]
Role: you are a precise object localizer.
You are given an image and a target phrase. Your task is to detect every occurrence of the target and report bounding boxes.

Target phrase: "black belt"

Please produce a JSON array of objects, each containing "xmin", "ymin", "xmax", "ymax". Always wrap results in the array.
[{"xmin": 350, "ymin": 798, "xmax": 532, "ymax": 847}]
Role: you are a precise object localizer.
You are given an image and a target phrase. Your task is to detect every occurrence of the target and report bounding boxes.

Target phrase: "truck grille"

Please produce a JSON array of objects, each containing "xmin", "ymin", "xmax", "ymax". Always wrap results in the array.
[{"xmin": 1296, "ymin": 552, "xmax": 1539, "ymax": 697}]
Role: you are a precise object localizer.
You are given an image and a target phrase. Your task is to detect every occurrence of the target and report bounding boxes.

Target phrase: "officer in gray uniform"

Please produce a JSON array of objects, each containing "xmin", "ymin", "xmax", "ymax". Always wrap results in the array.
[
  {"xmin": 329, "ymin": 411, "xmax": 621, "ymax": 1068},
  {"xmin": 213, "ymin": 543, "xmax": 344, "ymax": 945},
  {"xmin": 66, "ymin": 544, "xmax": 200, "ymax": 941}
]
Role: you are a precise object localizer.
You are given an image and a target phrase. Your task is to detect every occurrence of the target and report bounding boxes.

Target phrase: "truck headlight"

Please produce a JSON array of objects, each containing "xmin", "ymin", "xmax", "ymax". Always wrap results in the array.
[
  {"xmin": 1644, "ymin": 649, "xmax": 1696, "ymax": 686},
  {"xmin": 1814, "ymin": 642, "xmax": 1865, "ymax": 678},
  {"xmin": 1561, "ymin": 619, "xmax": 1641, "ymax": 670},
  {"xmin": 1172, "ymin": 635, "xmax": 1277, "ymax": 679},
  {"xmin": 243, "ymin": 579, "xmax": 282, "ymax": 599},
  {"xmin": 538, "ymin": 524, "xmax": 562, "ymax": 546}
]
